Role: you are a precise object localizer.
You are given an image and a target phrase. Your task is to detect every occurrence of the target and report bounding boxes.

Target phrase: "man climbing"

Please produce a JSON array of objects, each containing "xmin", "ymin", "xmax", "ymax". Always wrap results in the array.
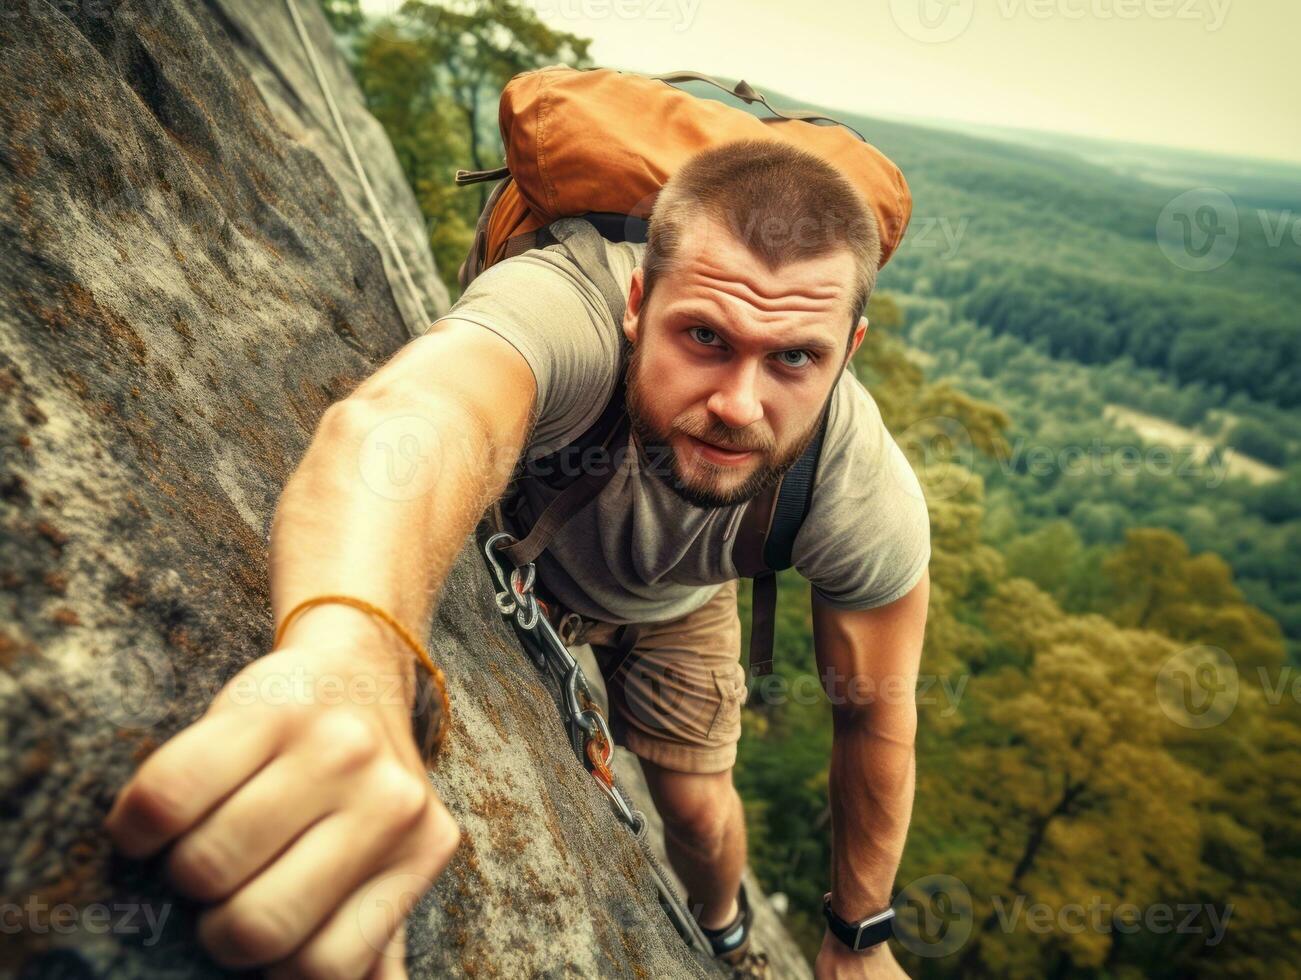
[
  {"xmin": 462, "ymin": 140, "xmax": 930, "ymax": 978},
  {"xmin": 104, "ymin": 138, "xmax": 928, "ymax": 979}
]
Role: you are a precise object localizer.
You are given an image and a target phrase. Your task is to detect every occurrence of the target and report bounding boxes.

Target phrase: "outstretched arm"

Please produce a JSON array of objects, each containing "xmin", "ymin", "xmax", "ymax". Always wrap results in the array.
[{"xmin": 105, "ymin": 319, "xmax": 536, "ymax": 978}]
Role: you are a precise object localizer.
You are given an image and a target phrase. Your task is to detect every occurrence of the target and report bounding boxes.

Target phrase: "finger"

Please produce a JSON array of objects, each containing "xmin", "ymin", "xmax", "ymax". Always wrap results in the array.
[
  {"xmin": 367, "ymin": 920, "xmax": 409, "ymax": 980},
  {"xmin": 263, "ymin": 799, "xmax": 458, "ymax": 979},
  {"xmin": 104, "ymin": 707, "xmax": 282, "ymax": 858},
  {"xmin": 163, "ymin": 730, "xmax": 361, "ymax": 903},
  {"xmin": 195, "ymin": 762, "xmax": 439, "ymax": 970}
]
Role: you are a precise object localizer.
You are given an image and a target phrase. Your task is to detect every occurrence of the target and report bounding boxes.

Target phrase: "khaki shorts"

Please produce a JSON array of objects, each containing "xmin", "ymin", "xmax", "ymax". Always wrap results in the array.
[{"xmin": 581, "ymin": 580, "xmax": 747, "ymax": 775}]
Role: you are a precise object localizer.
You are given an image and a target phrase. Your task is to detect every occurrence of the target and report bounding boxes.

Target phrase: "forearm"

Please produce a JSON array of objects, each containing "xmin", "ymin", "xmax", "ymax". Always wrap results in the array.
[
  {"xmin": 269, "ymin": 392, "xmax": 511, "ymax": 698},
  {"xmin": 827, "ymin": 705, "xmax": 917, "ymax": 919}
]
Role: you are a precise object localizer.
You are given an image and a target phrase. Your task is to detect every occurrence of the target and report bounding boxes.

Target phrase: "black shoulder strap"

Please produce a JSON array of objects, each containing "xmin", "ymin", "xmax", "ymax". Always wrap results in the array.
[
  {"xmin": 733, "ymin": 404, "xmax": 831, "ymax": 677},
  {"xmin": 498, "ymin": 218, "xmax": 631, "ymax": 567},
  {"xmin": 764, "ymin": 408, "xmax": 829, "ymax": 570}
]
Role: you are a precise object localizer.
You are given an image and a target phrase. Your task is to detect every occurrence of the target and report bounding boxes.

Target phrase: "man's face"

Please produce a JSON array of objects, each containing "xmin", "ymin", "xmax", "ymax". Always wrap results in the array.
[{"xmin": 623, "ymin": 215, "xmax": 868, "ymax": 509}]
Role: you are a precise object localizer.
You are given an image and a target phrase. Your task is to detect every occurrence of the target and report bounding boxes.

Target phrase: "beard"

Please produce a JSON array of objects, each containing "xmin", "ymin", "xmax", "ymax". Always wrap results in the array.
[{"xmin": 623, "ymin": 341, "xmax": 826, "ymax": 509}]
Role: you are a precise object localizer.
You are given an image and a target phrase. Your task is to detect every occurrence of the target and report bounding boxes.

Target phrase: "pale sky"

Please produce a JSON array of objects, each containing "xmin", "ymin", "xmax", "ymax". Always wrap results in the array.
[{"xmin": 373, "ymin": 0, "xmax": 1300, "ymax": 164}]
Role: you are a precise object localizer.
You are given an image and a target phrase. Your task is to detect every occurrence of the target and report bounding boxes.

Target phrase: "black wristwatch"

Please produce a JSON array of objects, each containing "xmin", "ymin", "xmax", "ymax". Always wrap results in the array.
[{"xmin": 822, "ymin": 893, "xmax": 896, "ymax": 952}]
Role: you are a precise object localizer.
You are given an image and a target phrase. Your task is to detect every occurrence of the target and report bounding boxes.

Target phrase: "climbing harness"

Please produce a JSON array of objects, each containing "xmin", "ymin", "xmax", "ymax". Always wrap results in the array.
[{"xmin": 482, "ymin": 531, "xmax": 714, "ymax": 956}]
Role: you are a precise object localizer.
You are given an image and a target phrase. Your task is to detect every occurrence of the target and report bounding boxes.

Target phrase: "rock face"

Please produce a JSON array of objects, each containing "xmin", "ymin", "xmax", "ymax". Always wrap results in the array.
[{"xmin": 0, "ymin": 1, "xmax": 808, "ymax": 977}]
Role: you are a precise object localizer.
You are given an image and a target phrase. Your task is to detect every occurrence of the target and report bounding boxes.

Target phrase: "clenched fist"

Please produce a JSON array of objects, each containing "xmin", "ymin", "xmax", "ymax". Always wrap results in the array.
[{"xmin": 103, "ymin": 618, "xmax": 459, "ymax": 979}]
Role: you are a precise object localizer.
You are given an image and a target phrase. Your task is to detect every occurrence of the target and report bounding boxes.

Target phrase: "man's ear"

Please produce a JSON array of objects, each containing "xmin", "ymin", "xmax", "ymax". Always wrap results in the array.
[
  {"xmin": 846, "ymin": 314, "xmax": 869, "ymax": 362},
  {"xmin": 623, "ymin": 267, "xmax": 644, "ymax": 345}
]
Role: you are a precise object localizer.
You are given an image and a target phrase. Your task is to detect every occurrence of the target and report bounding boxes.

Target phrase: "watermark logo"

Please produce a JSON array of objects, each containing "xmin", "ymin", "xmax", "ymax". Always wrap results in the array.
[
  {"xmin": 527, "ymin": 0, "xmax": 703, "ymax": 33},
  {"xmin": 890, "ymin": 0, "xmax": 977, "ymax": 43},
  {"xmin": 1, "ymin": 897, "xmax": 172, "ymax": 946},
  {"xmin": 1156, "ymin": 645, "xmax": 1238, "ymax": 729},
  {"xmin": 895, "ymin": 415, "xmax": 975, "ymax": 501},
  {"xmin": 903, "ymin": 215, "xmax": 971, "ymax": 260},
  {"xmin": 90, "ymin": 647, "xmax": 176, "ymax": 730},
  {"xmin": 357, "ymin": 873, "xmax": 430, "ymax": 957},
  {"xmin": 998, "ymin": 435, "xmax": 1230, "ymax": 489},
  {"xmin": 995, "ymin": 0, "xmax": 1231, "ymax": 30},
  {"xmin": 890, "ymin": 0, "xmax": 1233, "ymax": 38},
  {"xmin": 365, "ymin": 0, "xmax": 440, "ymax": 43},
  {"xmin": 358, "ymin": 414, "xmax": 443, "ymax": 502},
  {"xmin": 1157, "ymin": 188, "xmax": 1239, "ymax": 272},
  {"xmin": 989, "ymin": 895, "xmax": 1233, "ymax": 944},
  {"xmin": 893, "ymin": 874, "xmax": 974, "ymax": 957}
]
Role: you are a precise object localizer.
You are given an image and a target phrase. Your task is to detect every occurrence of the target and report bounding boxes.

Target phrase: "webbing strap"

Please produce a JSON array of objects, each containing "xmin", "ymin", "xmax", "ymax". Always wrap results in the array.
[
  {"xmin": 749, "ymin": 573, "xmax": 778, "ymax": 677},
  {"xmin": 498, "ymin": 218, "xmax": 631, "ymax": 568},
  {"xmin": 653, "ymin": 70, "xmax": 868, "ymax": 142},
  {"xmin": 499, "ymin": 411, "xmax": 630, "ymax": 567},
  {"xmin": 764, "ymin": 407, "xmax": 830, "ymax": 569}
]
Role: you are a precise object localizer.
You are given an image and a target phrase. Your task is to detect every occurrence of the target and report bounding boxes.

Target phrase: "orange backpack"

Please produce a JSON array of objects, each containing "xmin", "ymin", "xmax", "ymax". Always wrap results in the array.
[
  {"xmin": 455, "ymin": 67, "xmax": 912, "ymax": 289},
  {"xmin": 462, "ymin": 68, "xmax": 913, "ymax": 677}
]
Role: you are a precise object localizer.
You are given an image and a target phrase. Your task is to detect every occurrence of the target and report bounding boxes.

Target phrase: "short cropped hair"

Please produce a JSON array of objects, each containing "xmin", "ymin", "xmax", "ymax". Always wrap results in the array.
[{"xmin": 640, "ymin": 138, "xmax": 881, "ymax": 338}]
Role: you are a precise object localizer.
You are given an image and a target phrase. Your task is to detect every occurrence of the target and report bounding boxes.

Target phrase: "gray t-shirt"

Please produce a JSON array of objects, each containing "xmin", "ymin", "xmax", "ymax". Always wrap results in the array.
[{"xmin": 430, "ymin": 220, "xmax": 930, "ymax": 625}]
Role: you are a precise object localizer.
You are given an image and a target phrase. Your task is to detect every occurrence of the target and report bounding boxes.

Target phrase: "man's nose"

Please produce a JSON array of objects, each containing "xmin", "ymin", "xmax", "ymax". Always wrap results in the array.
[{"xmin": 705, "ymin": 361, "xmax": 764, "ymax": 431}]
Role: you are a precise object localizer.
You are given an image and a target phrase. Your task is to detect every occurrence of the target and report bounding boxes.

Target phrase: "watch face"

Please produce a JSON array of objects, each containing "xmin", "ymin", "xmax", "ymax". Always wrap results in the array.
[{"xmin": 854, "ymin": 910, "xmax": 897, "ymax": 950}]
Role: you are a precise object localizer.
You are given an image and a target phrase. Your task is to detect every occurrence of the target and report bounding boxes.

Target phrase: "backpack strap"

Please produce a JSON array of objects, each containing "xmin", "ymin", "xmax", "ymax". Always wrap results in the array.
[
  {"xmin": 652, "ymin": 71, "xmax": 868, "ymax": 141},
  {"xmin": 497, "ymin": 218, "xmax": 631, "ymax": 568},
  {"xmin": 731, "ymin": 406, "xmax": 831, "ymax": 677}
]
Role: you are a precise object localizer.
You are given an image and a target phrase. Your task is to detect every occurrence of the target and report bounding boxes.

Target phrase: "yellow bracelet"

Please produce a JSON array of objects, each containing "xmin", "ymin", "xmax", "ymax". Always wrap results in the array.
[{"xmin": 274, "ymin": 595, "xmax": 450, "ymax": 766}]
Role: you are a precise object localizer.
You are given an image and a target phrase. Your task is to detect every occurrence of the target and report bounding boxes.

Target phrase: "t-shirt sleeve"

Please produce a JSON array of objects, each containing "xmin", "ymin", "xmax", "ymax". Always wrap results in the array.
[
  {"xmin": 424, "ymin": 247, "xmax": 621, "ymax": 459},
  {"xmin": 791, "ymin": 373, "xmax": 931, "ymax": 610}
]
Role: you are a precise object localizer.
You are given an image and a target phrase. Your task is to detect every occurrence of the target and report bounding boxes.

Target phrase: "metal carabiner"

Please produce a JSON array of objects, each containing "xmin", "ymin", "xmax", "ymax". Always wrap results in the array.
[{"xmin": 564, "ymin": 666, "xmax": 598, "ymax": 734}]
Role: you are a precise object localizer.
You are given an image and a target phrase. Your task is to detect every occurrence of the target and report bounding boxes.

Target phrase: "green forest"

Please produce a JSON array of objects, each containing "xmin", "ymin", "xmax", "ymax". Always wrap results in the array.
[{"xmin": 319, "ymin": 2, "xmax": 1301, "ymax": 976}]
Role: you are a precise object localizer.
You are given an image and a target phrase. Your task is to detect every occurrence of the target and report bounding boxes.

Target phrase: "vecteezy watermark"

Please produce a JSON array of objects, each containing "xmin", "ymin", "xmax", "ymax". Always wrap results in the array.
[
  {"xmin": 989, "ymin": 895, "xmax": 1233, "ymax": 945},
  {"xmin": 890, "ymin": 876, "xmax": 1234, "ymax": 957},
  {"xmin": 893, "ymin": 415, "xmax": 976, "ymax": 502},
  {"xmin": 90, "ymin": 646, "xmax": 177, "ymax": 730},
  {"xmin": 1155, "ymin": 188, "xmax": 1301, "ymax": 271},
  {"xmin": 1258, "ymin": 665, "xmax": 1301, "ymax": 708},
  {"xmin": 1258, "ymin": 208, "xmax": 1301, "ymax": 248},
  {"xmin": 994, "ymin": 0, "xmax": 1231, "ymax": 29},
  {"xmin": 1157, "ymin": 188, "xmax": 1240, "ymax": 272},
  {"xmin": 357, "ymin": 414, "xmax": 444, "ymax": 503},
  {"xmin": 1156, "ymin": 645, "xmax": 1239, "ymax": 729},
  {"xmin": 747, "ymin": 666, "xmax": 969, "ymax": 717},
  {"xmin": 998, "ymin": 436, "xmax": 1230, "ymax": 488},
  {"xmin": 526, "ymin": 0, "xmax": 703, "ymax": 32},
  {"xmin": 355, "ymin": 873, "xmax": 444, "ymax": 959},
  {"xmin": 1, "ymin": 0, "xmax": 130, "ymax": 22},
  {"xmin": 901, "ymin": 216, "xmax": 971, "ymax": 260},
  {"xmin": 0, "ymin": 897, "xmax": 172, "ymax": 946},
  {"xmin": 220, "ymin": 663, "xmax": 416, "ymax": 710},
  {"xmin": 892, "ymin": 874, "xmax": 975, "ymax": 957},
  {"xmin": 364, "ymin": 0, "xmax": 440, "ymax": 43},
  {"xmin": 890, "ymin": 0, "xmax": 1231, "ymax": 42},
  {"xmin": 889, "ymin": 0, "xmax": 977, "ymax": 44},
  {"xmin": 603, "ymin": 653, "xmax": 969, "ymax": 738}
]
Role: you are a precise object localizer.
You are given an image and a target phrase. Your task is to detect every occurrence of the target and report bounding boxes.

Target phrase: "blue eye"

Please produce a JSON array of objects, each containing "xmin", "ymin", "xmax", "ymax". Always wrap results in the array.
[
  {"xmin": 777, "ymin": 349, "xmax": 812, "ymax": 368},
  {"xmin": 690, "ymin": 327, "xmax": 722, "ymax": 347}
]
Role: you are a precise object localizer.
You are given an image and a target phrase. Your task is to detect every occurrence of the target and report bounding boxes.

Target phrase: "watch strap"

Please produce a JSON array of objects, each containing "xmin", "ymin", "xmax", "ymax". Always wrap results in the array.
[{"xmin": 822, "ymin": 892, "xmax": 896, "ymax": 952}]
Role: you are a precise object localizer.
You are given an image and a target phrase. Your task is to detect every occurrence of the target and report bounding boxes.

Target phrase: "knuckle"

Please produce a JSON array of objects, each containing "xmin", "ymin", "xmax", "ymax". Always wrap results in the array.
[
  {"xmin": 205, "ymin": 901, "xmax": 300, "ymax": 967},
  {"xmin": 371, "ymin": 764, "xmax": 430, "ymax": 828},
  {"xmin": 418, "ymin": 800, "xmax": 462, "ymax": 871},
  {"xmin": 307, "ymin": 711, "xmax": 383, "ymax": 772},
  {"xmin": 166, "ymin": 834, "xmax": 235, "ymax": 901}
]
